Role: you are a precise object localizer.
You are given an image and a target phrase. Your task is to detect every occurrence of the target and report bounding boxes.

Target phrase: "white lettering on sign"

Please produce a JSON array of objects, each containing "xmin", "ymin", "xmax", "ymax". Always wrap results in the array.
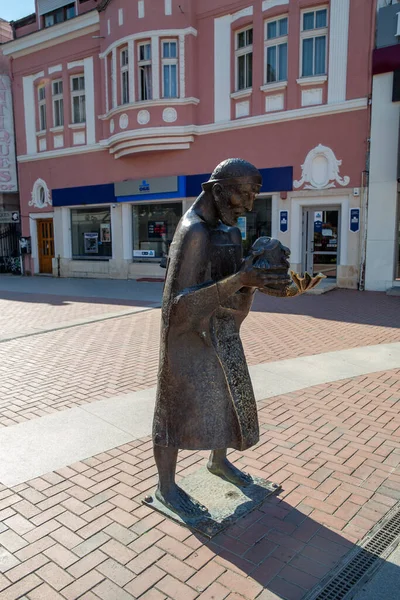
[
  {"xmin": 0, "ymin": 76, "xmax": 18, "ymax": 192},
  {"xmin": 397, "ymin": 12, "xmax": 400, "ymax": 37}
]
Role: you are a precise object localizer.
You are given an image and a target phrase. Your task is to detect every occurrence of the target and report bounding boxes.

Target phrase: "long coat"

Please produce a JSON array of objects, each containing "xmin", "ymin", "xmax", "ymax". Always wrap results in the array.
[{"xmin": 152, "ymin": 205, "xmax": 260, "ymax": 452}]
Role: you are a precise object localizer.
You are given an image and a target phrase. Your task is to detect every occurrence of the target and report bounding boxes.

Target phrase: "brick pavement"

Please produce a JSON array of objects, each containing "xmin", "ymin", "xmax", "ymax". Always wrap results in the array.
[
  {"xmin": 0, "ymin": 369, "xmax": 399, "ymax": 599},
  {"xmin": 0, "ymin": 290, "xmax": 399, "ymax": 427}
]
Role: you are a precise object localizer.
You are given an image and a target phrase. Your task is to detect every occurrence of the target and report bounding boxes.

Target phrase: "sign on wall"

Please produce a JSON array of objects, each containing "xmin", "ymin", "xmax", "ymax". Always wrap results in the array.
[
  {"xmin": 115, "ymin": 176, "xmax": 178, "ymax": 197},
  {"xmin": 0, "ymin": 211, "xmax": 19, "ymax": 224},
  {"xmin": 0, "ymin": 75, "xmax": 18, "ymax": 193},
  {"xmin": 350, "ymin": 208, "xmax": 360, "ymax": 233},
  {"xmin": 279, "ymin": 210, "xmax": 288, "ymax": 233}
]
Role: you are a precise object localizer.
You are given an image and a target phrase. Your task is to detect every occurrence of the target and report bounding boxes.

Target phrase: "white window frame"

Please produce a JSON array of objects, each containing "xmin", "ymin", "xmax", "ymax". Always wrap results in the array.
[
  {"xmin": 70, "ymin": 74, "xmax": 86, "ymax": 124},
  {"xmin": 52, "ymin": 79, "xmax": 64, "ymax": 128},
  {"xmin": 264, "ymin": 16, "xmax": 288, "ymax": 85},
  {"xmin": 38, "ymin": 85, "xmax": 46, "ymax": 131},
  {"xmin": 235, "ymin": 26, "xmax": 253, "ymax": 92},
  {"xmin": 120, "ymin": 47, "xmax": 129, "ymax": 105},
  {"xmin": 138, "ymin": 41, "xmax": 152, "ymax": 101},
  {"xmin": 300, "ymin": 6, "xmax": 329, "ymax": 79},
  {"xmin": 161, "ymin": 39, "xmax": 178, "ymax": 99}
]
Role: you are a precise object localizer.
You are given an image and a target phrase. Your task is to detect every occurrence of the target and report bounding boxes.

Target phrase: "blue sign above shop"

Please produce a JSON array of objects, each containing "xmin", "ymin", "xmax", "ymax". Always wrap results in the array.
[
  {"xmin": 52, "ymin": 183, "xmax": 115, "ymax": 207},
  {"xmin": 279, "ymin": 210, "xmax": 288, "ymax": 233},
  {"xmin": 186, "ymin": 166, "xmax": 293, "ymax": 197},
  {"xmin": 350, "ymin": 208, "xmax": 360, "ymax": 233},
  {"xmin": 115, "ymin": 176, "xmax": 186, "ymax": 202}
]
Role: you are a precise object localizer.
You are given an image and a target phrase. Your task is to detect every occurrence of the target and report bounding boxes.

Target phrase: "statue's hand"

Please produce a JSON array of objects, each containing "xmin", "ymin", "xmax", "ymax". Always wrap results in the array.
[
  {"xmin": 239, "ymin": 253, "xmax": 290, "ymax": 289},
  {"xmin": 290, "ymin": 270, "xmax": 326, "ymax": 294}
]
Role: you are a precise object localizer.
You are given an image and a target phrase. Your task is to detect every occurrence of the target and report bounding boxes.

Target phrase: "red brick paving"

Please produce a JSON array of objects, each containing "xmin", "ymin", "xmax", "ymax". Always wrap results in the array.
[
  {"xmin": 0, "ymin": 369, "xmax": 399, "ymax": 599},
  {"xmin": 0, "ymin": 289, "xmax": 399, "ymax": 427}
]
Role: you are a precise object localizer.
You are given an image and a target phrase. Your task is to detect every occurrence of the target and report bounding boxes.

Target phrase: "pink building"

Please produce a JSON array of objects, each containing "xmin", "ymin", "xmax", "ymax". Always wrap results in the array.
[{"xmin": 3, "ymin": 0, "xmax": 374, "ymax": 287}]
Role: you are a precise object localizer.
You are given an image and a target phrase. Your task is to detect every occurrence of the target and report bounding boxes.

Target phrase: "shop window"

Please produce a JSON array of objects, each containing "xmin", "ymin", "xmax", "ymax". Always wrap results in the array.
[
  {"xmin": 265, "ymin": 17, "xmax": 288, "ymax": 84},
  {"xmin": 240, "ymin": 197, "xmax": 272, "ymax": 255},
  {"xmin": 300, "ymin": 7, "xmax": 328, "ymax": 77},
  {"xmin": 236, "ymin": 27, "xmax": 253, "ymax": 91},
  {"xmin": 132, "ymin": 203, "xmax": 182, "ymax": 261},
  {"xmin": 138, "ymin": 42, "xmax": 152, "ymax": 101},
  {"xmin": 71, "ymin": 207, "xmax": 112, "ymax": 259},
  {"xmin": 162, "ymin": 40, "xmax": 178, "ymax": 98}
]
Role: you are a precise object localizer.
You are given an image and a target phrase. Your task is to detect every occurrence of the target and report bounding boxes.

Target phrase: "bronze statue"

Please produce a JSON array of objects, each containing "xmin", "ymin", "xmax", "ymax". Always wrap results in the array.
[{"xmin": 151, "ymin": 159, "xmax": 323, "ymax": 518}]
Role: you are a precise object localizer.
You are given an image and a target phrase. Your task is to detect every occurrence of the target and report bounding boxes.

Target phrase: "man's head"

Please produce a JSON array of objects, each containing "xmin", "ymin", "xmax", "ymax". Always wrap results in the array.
[{"xmin": 202, "ymin": 159, "xmax": 262, "ymax": 226}]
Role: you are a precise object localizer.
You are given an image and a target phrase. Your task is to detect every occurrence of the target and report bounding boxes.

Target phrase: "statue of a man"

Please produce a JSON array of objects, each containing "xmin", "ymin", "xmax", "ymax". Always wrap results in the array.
[{"xmin": 152, "ymin": 158, "xmax": 321, "ymax": 517}]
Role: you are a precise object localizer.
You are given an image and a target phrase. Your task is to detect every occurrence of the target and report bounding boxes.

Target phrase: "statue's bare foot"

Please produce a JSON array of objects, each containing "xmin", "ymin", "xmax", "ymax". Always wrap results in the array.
[
  {"xmin": 207, "ymin": 457, "xmax": 252, "ymax": 487},
  {"xmin": 155, "ymin": 484, "xmax": 208, "ymax": 518}
]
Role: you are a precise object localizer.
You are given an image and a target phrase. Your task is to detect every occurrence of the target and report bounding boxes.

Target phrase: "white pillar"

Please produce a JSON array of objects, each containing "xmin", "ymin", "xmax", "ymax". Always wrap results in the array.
[
  {"xmin": 122, "ymin": 203, "xmax": 133, "ymax": 260},
  {"xmin": 214, "ymin": 15, "xmax": 231, "ymax": 122},
  {"xmin": 84, "ymin": 57, "xmax": 95, "ymax": 144},
  {"xmin": 328, "ymin": 0, "xmax": 350, "ymax": 104},
  {"xmin": 112, "ymin": 48, "xmax": 117, "ymax": 108}
]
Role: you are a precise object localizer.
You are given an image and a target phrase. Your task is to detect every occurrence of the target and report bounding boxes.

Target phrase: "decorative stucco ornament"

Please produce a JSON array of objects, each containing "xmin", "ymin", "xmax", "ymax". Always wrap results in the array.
[
  {"xmin": 163, "ymin": 107, "xmax": 178, "ymax": 123},
  {"xmin": 293, "ymin": 144, "xmax": 350, "ymax": 190},
  {"xmin": 137, "ymin": 110, "xmax": 150, "ymax": 125},
  {"xmin": 29, "ymin": 178, "xmax": 52, "ymax": 209},
  {"xmin": 119, "ymin": 113, "xmax": 129, "ymax": 129},
  {"xmin": 110, "ymin": 118, "xmax": 115, "ymax": 134}
]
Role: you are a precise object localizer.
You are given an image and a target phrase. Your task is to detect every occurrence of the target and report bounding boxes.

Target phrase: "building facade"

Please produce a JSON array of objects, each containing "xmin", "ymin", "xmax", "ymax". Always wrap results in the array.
[
  {"xmin": 3, "ymin": 0, "xmax": 374, "ymax": 286},
  {"xmin": 365, "ymin": 0, "xmax": 400, "ymax": 292},
  {"xmin": 0, "ymin": 19, "xmax": 20, "ymax": 273}
]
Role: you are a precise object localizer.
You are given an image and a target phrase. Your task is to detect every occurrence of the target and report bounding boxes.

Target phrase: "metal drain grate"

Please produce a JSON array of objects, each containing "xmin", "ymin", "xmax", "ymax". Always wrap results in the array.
[{"xmin": 306, "ymin": 501, "xmax": 400, "ymax": 600}]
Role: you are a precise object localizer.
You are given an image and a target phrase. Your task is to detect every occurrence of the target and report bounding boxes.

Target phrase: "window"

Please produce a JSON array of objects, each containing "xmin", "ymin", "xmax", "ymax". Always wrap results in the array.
[
  {"xmin": 265, "ymin": 17, "xmax": 288, "ymax": 84},
  {"xmin": 71, "ymin": 75, "xmax": 86, "ymax": 124},
  {"xmin": 38, "ymin": 85, "xmax": 46, "ymax": 131},
  {"xmin": 71, "ymin": 208, "xmax": 112, "ymax": 259},
  {"xmin": 120, "ymin": 48, "xmax": 129, "ymax": 105},
  {"xmin": 132, "ymin": 203, "xmax": 182, "ymax": 261},
  {"xmin": 52, "ymin": 80, "xmax": 64, "ymax": 127},
  {"xmin": 236, "ymin": 28, "xmax": 253, "ymax": 91},
  {"xmin": 301, "ymin": 8, "xmax": 328, "ymax": 77},
  {"xmin": 162, "ymin": 40, "xmax": 178, "ymax": 98},
  {"xmin": 44, "ymin": 3, "xmax": 75, "ymax": 28},
  {"xmin": 138, "ymin": 42, "xmax": 152, "ymax": 101}
]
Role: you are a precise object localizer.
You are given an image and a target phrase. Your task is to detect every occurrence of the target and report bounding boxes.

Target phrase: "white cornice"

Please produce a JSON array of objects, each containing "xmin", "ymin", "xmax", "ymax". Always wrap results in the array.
[
  {"xmin": 17, "ymin": 98, "xmax": 367, "ymax": 162},
  {"xmin": 99, "ymin": 27, "xmax": 198, "ymax": 59},
  {"xmin": 17, "ymin": 144, "xmax": 104, "ymax": 162},
  {"xmin": 2, "ymin": 11, "xmax": 100, "ymax": 58}
]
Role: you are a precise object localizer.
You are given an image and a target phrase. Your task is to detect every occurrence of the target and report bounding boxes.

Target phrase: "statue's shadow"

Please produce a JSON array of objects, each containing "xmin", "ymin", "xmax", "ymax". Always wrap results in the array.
[{"xmin": 143, "ymin": 466, "xmax": 280, "ymax": 538}]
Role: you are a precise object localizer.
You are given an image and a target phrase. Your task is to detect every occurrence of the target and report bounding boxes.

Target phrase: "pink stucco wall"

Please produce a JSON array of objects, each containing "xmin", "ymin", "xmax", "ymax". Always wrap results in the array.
[{"xmin": 6, "ymin": 0, "xmax": 373, "ymax": 241}]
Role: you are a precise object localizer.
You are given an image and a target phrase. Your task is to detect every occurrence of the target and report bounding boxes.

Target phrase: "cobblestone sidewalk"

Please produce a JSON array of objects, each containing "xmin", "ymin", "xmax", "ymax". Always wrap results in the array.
[{"xmin": 0, "ymin": 369, "xmax": 399, "ymax": 600}]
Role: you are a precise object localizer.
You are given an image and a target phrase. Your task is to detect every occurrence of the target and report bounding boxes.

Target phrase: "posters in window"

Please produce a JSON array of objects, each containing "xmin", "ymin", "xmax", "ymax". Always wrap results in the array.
[
  {"xmin": 148, "ymin": 221, "xmax": 167, "ymax": 239},
  {"xmin": 84, "ymin": 232, "xmax": 99, "ymax": 254},
  {"xmin": 100, "ymin": 223, "xmax": 111, "ymax": 243},
  {"xmin": 237, "ymin": 216, "xmax": 247, "ymax": 240}
]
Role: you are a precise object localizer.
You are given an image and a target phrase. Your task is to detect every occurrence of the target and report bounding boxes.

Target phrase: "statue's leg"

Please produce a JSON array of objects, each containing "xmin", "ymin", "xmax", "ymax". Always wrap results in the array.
[
  {"xmin": 207, "ymin": 448, "xmax": 252, "ymax": 487},
  {"xmin": 153, "ymin": 445, "xmax": 208, "ymax": 517}
]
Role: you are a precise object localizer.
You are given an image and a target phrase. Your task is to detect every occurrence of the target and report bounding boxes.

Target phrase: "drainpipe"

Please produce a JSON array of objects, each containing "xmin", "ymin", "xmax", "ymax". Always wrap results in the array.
[
  {"xmin": 57, "ymin": 254, "xmax": 61, "ymax": 278},
  {"xmin": 358, "ymin": 168, "xmax": 369, "ymax": 291}
]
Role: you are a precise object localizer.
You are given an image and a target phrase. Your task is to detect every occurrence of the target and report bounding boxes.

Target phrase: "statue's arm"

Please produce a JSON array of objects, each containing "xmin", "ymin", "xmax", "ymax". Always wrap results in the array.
[{"xmin": 169, "ymin": 225, "xmax": 245, "ymax": 326}]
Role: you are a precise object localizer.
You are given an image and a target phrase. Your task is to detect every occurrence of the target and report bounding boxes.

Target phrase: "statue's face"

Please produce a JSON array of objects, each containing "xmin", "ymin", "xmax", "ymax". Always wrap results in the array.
[{"xmin": 214, "ymin": 182, "xmax": 261, "ymax": 227}]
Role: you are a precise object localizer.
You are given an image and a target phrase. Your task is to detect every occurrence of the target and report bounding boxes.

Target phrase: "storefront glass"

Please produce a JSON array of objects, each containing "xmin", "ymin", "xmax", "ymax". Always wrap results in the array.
[
  {"xmin": 71, "ymin": 207, "xmax": 112, "ymax": 259},
  {"xmin": 241, "ymin": 196, "xmax": 272, "ymax": 254},
  {"xmin": 132, "ymin": 202, "xmax": 182, "ymax": 261},
  {"xmin": 397, "ymin": 193, "xmax": 400, "ymax": 279}
]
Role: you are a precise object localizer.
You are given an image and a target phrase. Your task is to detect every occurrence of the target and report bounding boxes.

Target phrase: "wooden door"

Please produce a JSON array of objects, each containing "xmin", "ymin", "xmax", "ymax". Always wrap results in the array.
[{"xmin": 37, "ymin": 219, "xmax": 54, "ymax": 274}]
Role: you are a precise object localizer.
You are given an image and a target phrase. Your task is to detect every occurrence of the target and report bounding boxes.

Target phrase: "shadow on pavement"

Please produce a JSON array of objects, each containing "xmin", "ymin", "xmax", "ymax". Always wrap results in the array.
[
  {"xmin": 187, "ymin": 494, "xmax": 399, "ymax": 600},
  {"xmin": 252, "ymin": 289, "xmax": 400, "ymax": 330}
]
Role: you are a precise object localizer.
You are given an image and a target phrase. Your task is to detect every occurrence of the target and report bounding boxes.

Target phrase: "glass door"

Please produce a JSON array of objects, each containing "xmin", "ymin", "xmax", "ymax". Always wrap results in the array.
[{"xmin": 304, "ymin": 208, "xmax": 340, "ymax": 279}]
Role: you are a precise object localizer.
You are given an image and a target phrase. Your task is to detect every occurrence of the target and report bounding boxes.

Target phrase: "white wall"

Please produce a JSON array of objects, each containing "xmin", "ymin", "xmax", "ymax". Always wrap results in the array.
[{"xmin": 365, "ymin": 73, "xmax": 400, "ymax": 291}]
